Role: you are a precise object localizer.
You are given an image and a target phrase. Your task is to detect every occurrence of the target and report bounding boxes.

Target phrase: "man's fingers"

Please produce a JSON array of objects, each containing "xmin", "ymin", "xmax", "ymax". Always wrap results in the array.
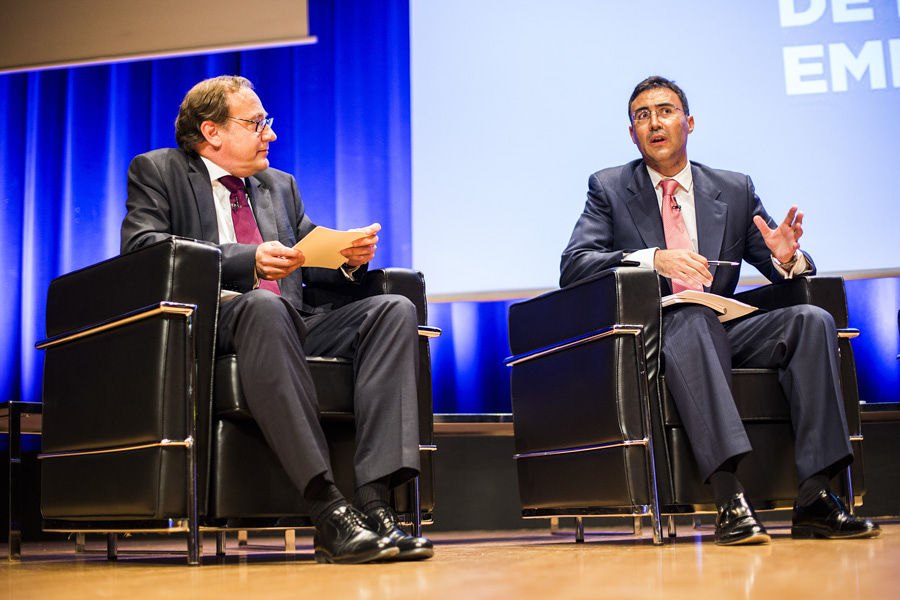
[
  {"xmin": 350, "ymin": 234, "xmax": 379, "ymax": 247},
  {"xmin": 781, "ymin": 206, "xmax": 798, "ymax": 227},
  {"xmin": 753, "ymin": 215, "xmax": 770, "ymax": 235}
]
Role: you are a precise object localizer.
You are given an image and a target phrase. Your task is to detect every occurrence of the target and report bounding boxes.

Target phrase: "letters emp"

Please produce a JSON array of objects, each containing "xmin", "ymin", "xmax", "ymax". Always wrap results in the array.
[{"xmin": 779, "ymin": 0, "xmax": 900, "ymax": 95}]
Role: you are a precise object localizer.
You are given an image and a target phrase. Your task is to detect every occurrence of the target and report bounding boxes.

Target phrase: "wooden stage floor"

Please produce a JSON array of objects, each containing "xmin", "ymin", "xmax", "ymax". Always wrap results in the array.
[{"xmin": 4, "ymin": 520, "xmax": 899, "ymax": 599}]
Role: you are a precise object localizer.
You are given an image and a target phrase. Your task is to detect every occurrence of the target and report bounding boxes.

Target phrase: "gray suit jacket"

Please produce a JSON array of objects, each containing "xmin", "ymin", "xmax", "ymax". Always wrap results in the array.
[
  {"xmin": 121, "ymin": 147, "xmax": 359, "ymax": 313},
  {"xmin": 560, "ymin": 159, "xmax": 815, "ymax": 296}
]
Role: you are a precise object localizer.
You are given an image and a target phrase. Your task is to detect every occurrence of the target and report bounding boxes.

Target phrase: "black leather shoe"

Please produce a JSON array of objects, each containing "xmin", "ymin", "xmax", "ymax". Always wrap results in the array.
[
  {"xmin": 791, "ymin": 490, "xmax": 881, "ymax": 540},
  {"xmin": 366, "ymin": 506, "xmax": 434, "ymax": 561},
  {"xmin": 715, "ymin": 493, "xmax": 771, "ymax": 546},
  {"xmin": 313, "ymin": 505, "xmax": 399, "ymax": 564}
]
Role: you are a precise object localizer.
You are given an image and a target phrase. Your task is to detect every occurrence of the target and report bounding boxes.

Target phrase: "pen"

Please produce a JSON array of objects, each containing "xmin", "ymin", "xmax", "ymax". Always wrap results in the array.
[{"xmin": 707, "ymin": 260, "xmax": 740, "ymax": 266}]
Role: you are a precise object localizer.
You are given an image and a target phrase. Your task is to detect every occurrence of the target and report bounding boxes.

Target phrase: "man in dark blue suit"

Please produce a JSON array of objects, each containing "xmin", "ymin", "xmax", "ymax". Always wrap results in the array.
[
  {"xmin": 122, "ymin": 76, "xmax": 432, "ymax": 563},
  {"xmin": 561, "ymin": 76, "xmax": 879, "ymax": 545}
]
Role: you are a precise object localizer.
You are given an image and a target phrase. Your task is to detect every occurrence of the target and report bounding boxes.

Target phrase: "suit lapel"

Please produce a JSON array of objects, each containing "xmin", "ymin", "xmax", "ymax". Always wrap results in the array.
[
  {"xmin": 692, "ymin": 165, "xmax": 727, "ymax": 262},
  {"xmin": 625, "ymin": 164, "xmax": 666, "ymax": 250},
  {"xmin": 246, "ymin": 176, "xmax": 279, "ymax": 242},
  {"xmin": 187, "ymin": 156, "xmax": 219, "ymax": 243}
]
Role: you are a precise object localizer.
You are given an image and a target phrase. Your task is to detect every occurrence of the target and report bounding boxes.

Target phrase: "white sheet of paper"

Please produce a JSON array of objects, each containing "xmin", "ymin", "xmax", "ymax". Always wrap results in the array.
[{"xmin": 292, "ymin": 226, "xmax": 363, "ymax": 269}]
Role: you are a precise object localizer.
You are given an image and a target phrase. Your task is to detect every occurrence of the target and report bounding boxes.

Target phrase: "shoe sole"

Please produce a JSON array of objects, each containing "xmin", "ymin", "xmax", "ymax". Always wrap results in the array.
[
  {"xmin": 314, "ymin": 546, "xmax": 400, "ymax": 564},
  {"xmin": 791, "ymin": 526, "xmax": 882, "ymax": 540},
  {"xmin": 392, "ymin": 547, "xmax": 435, "ymax": 561},
  {"xmin": 716, "ymin": 532, "xmax": 771, "ymax": 546}
]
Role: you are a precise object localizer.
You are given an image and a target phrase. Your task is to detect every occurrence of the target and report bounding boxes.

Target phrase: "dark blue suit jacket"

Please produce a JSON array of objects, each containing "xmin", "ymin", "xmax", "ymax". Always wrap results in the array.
[
  {"xmin": 560, "ymin": 159, "xmax": 815, "ymax": 296},
  {"xmin": 121, "ymin": 148, "xmax": 359, "ymax": 313}
]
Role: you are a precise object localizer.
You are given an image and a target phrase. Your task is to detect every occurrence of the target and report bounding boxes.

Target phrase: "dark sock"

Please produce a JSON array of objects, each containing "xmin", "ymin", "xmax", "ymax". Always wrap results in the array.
[
  {"xmin": 304, "ymin": 475, "xmax": 347, "ymax": 527},
  {"xmin": 797, "ymin": 471, "xmax": 830, "ymax": 507},
  {"xmin": 709, "ymin": 458, "xmax": 744, "ymax": 506},
  {"xmin": 354, "ymin": 477, "xmax": 391, "ymax": 514}
]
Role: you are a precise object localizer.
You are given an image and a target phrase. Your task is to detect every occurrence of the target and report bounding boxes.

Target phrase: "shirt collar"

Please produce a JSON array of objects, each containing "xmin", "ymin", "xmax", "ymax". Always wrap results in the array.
[
  {"xmin": 646, "ymin": 162, "xmax": 693, "ymax": 193},
  {"xmin": 199, "ymin": 156, "xmax": 234, "ymax": 185}
]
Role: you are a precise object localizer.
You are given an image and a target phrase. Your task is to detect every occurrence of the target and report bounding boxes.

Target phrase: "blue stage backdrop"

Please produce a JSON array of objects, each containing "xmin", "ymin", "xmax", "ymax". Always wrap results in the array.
[
  {"xmin": 2, "ymin": 0, "xmax": 898, "ymax": 429},
  {"xmin": 0, "ymin": 0, "xmax": 411, "ymax": 406}
]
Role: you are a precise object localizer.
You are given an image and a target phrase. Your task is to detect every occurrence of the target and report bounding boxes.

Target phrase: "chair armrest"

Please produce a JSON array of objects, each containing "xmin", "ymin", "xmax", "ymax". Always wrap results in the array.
[
  {"xmin": 508, "ymin": 267, "xmax": 661, "ymax": 357},
  {"xmin": 46, "ymin": 237, "xmax": 222, "ymax": 337},
  {"xmin": 733, "ymin": 276, "xmax": 849, "ymax": 328}
]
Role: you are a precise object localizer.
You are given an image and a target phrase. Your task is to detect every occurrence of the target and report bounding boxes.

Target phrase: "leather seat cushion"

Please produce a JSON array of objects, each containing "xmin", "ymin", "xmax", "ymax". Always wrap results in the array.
[
  {"xmin": 662, "ymin": 368, "xmax": 791, "ymax": 426},
  {"xmin": 214, "ymin": 354, "xmax": 355, "ymax": 420}
]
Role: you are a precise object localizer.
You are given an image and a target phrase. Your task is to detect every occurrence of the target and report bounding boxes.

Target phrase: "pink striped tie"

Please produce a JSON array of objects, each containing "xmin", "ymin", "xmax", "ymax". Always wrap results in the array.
[
  {"xmin": 660, "ymin": 179, "xmax": 701, "ymax": 293},
  {"xmin": 219, "ymin": 176, "xmax": 280, "ymax": 295}
]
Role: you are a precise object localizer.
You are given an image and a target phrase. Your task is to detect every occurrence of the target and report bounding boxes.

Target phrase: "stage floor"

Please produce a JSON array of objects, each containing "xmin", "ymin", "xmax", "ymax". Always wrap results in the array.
[{"xmin": 4, "ymin": 520, "xmax": 899, "ymax": 599}]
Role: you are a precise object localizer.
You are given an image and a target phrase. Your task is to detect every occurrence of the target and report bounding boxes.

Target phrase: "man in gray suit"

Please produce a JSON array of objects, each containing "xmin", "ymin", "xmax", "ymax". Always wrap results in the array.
[
  {"xmin": 121, "ymin": 75, "xmax": 432, "ymax": 563},
  {"xmin": 561, "ymin": 76, "xmax": 879, "ymax": 545}
]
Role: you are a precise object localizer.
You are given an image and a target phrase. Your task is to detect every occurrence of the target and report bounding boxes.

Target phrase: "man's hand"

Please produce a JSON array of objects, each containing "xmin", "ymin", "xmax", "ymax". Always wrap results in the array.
[
  {"xmin": 255, "ymin": 240, "xmax": 305, "ymax": 280},
  {"xmin": 654, "ymin": 249, "xmax": 713, "ymax": 289},
  {"xmin": 341, "ymin": 222, "xmax": 381, "ymax": 267},
  {"xmin": 753, "ymin": 206, "xmax": 803, "ymax": 264}
]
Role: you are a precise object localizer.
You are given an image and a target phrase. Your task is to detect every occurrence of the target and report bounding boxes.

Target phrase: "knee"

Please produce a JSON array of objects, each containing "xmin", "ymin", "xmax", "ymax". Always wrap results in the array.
[
  {"xmin": 374, "ymin": 294, "xmax": 419, "ymax": 327},
  {"xmin": 790, "ymin": 304, "xmax": 837, "ymax": 335},
  {"xmin": 237, "ymin": 289, "xmax": 302, "ymax": 331},
  {"xmin": 666, "ymin": 305, "xmax": 723, "ymax": 334},
  {"xmin": 241, "ymin": 288, "xmax": 287, "ymax": 313}
]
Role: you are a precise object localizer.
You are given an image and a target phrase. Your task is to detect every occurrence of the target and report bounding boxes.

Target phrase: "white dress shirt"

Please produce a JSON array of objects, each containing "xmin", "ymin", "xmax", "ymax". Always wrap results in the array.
[{"xmin": 200, "ymin": 156, "xmax": 245, "ymax": 244}]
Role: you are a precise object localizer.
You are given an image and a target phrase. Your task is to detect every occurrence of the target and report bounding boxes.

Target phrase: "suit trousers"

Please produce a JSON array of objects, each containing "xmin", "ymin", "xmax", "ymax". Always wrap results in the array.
[
  {"xmin": 661, "ymin": 303, "xmax": 852, "ymax": 483},
  {"xmin": 215, "ymin": 289, "xmax": 421, "ymax": 500}
]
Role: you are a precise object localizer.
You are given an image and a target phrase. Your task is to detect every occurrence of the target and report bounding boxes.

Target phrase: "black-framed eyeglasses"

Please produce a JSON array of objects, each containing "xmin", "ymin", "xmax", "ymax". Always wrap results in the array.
[
  {"xmin": 630, "ymin": 106, "xmax": 683, "ymax": 124},
  {"xmin": 228, "ymin": 116, "xmax": 274, "ymax": 133}
]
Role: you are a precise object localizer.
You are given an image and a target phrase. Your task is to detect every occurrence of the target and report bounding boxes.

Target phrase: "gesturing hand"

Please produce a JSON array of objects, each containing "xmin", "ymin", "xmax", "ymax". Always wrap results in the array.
[
  {"xmin": 255, "ymin": 240, "xmax": 305, "ymax": 280},
  {"xmin": 753, "ymin": 206, "xmax": 803, "ymax": 264},
  {"xmin": 341, "ymin": 222, "xmax": 381, "ymax": 267},
  {"xmin": 654, "ymin": 249, "xmax": 713, "ymax": 289}
]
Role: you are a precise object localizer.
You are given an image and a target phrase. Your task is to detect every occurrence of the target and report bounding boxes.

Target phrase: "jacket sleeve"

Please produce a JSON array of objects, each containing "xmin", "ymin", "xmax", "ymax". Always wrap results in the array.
[{"xmin": 560, "ymin": 172, "xmax": 628, "ymax": 287}]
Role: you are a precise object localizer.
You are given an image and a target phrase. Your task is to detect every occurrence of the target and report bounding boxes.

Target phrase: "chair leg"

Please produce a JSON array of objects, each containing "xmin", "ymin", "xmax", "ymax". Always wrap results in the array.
[
  {"xmin": 667, "ymin": 515, "xmax": 677, "ymax": 538},
  {"xmin": 693, "ymin": 516, "xmax": 703, "ymax": 530},
  {"xmin": 7, "ymin": 401, "xmax": 22, "ymax": 562},
  {"xmin": 844, "ymin": 465, "xmax": 855, "ymax": 515},
  {"xmin": 106, "ymin": 533, "xmax": 118, "ymax": 561},
  {"xmin": 549, "ymin": 517, "xmax": 560, "ymax": 534},
  {"xmin": 75, "ymin": 533, "xmax": 86, "ymax": 553},
  {"xmin": 410, "ymin": 476, "xmax": 422, "ymax": 537},
  {"xmin": 238, "ymin": 530, "xmax": 248, "ymax": 547},
  {"xmin": 633, "ymin": 516, "xmax": 642, "ymax": 536},
  {"xmin": 216, "ymin": 532, "xmax": 226, "ymax": 557},
  {"xmin": 284, "ymin": 529, "xmax": 295, "ymax": 553},
  {"xmin": 574, "ymin": 517, "xmax": 585, "ymax": 543}
]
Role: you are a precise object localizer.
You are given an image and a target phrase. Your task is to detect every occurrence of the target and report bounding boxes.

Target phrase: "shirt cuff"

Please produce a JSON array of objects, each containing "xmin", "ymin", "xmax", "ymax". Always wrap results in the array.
[
  {"xmin": 625, "ymin": 247, "xmax": 659, "ymax": 270},
  {"xmin": 340, "ymin": 264, "xmax": 361, "ymax": 281},
  {"xmin": 771, "ymin": 250, "xmax": 809, "ymax": 279}
]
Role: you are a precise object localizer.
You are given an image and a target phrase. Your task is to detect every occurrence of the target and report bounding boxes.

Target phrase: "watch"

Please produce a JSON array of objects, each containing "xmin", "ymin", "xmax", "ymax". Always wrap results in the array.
[{"xmin": 777, "ymin": 253, "xmax": 799, "ymax": 271}]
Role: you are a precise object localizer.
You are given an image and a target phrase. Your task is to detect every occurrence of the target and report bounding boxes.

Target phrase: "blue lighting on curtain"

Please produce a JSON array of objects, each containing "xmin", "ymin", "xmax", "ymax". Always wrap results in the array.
[{"xmin": 0, "ymin": 0, "xmax": 411, "ymax": 408}]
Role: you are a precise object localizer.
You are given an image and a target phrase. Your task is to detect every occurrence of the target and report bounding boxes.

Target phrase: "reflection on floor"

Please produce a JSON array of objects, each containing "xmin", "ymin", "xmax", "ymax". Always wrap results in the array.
[{"xmin": 4, "ymin": 520, "xmax": 899, "ymax": 599}]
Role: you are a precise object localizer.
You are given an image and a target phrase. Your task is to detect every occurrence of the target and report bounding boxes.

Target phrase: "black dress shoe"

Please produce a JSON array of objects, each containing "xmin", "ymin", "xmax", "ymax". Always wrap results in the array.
[
  {"xmin": 791, "ymin": 490, "xmax": 881, "ymax": 540},
  {"xmin": 715, "ymin": 493, "xmax": 771, "ymax": 546},
  {"xmin": 366, "ymin": 506, "xmax": 434, "ymax": 561},
  {"xmin": 314, "ymin": 505, "xmax": 399, "ymax": 564}
]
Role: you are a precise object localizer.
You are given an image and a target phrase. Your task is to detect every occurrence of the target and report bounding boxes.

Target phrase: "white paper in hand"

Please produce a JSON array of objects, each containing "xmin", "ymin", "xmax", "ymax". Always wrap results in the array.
[{"xmin": 293, "ymin": 226, "xmax": 363, "ymax": 269}]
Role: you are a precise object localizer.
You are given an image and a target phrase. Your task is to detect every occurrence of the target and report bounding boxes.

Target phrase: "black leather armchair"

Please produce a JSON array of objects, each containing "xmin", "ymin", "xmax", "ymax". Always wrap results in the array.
[
  {"xmin": 506, "ymin": 267, "xmax": 864, "ymax": 544},
  {"xmin": 36, "ymin": 237, "xmax": 438, "ymax": 564}
]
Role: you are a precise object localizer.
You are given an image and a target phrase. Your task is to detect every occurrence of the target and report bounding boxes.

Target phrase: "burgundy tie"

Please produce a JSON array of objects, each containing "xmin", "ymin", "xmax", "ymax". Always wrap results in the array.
[
  {"xmin": 660, "ymin": 179, "xmax": 701, "ymax": 293},
  {"xmin": 219, "ymin": 175, "xmax": 280, "ymax": 295}
]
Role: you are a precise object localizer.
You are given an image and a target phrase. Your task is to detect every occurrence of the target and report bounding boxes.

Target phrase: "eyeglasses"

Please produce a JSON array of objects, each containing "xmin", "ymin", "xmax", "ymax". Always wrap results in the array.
[
  {"xmin": 228, "ymin": 116, "xmax": 274, "ymax": 133},
  {"xmin": 630, "ymin": 106, "xmax": 683, "ymax": 124}
]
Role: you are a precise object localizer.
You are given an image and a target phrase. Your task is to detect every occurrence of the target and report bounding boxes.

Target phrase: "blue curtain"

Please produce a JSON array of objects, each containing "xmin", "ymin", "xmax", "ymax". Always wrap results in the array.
[{"xmin": 0, "ymin": 0, "xmax": 411, "ymax": 406}]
